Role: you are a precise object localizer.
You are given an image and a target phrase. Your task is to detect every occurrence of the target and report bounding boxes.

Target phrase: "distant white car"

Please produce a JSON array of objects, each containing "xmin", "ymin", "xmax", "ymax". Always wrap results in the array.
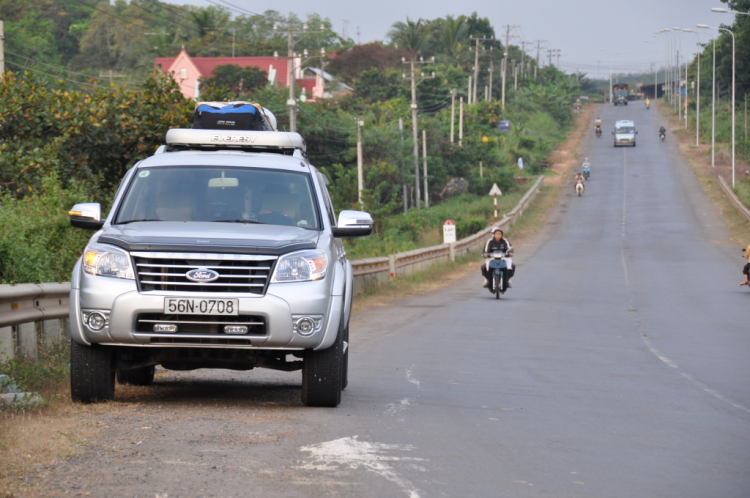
[{"xmin": 613, "ymin": 120, "xmax": 637, "ymax": 147}]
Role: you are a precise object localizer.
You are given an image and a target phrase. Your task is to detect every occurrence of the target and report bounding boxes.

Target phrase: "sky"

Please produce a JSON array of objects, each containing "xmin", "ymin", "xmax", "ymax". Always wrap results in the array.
[{"xmin": 175, "ymin": 0, "xmax": 732, "ymax": 78}]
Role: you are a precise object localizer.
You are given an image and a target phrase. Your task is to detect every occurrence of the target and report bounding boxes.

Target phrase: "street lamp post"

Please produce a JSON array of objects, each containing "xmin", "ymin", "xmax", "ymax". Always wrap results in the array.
[
  {"xmin": 682, "ymin": 29, "xmax": 703, "ymax": 144},
  {"xmin": 698, "ymin": 24, "xmax": 735, "ymax": 187}
]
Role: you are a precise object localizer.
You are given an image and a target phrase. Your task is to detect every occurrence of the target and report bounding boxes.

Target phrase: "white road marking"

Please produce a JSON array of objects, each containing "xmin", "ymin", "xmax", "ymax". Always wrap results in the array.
[
  {"xmin": 385, "ymin": 398, "xmax": 412, "ymax": 416},
  {"xmin": 298, "ymin": 436, "xmax": 425, "ymax": 497},
  {"xmin": 406, "ymin": 368, "xmax": 421, "ymax": 388}
]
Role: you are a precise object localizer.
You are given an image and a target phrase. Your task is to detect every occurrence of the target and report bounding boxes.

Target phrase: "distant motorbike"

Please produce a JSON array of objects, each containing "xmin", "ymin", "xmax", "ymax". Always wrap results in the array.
[
  {"xmin": 575, "ymin": 180, "xmax": 585, "ymax": 197},
  {"xmin": 659, "ymin": 131, "xmax": 666, "ymax": 142},
  {"xmin": 583, "ymin": 164, "xmax": 591, "ymax": 180},
  {"xmin": 486, "ymin": 251, "xmax": 511, "ymax": 299},
  {"xmin": 595, "ymin": 125, "xmax": 602, "ymax": 138}
]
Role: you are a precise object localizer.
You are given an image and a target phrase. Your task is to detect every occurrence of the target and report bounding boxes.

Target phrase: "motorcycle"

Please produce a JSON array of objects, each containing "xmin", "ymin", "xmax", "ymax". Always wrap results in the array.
[
  {"xmin": 583, "ymin": 164, "xmax": 591, "ymax": 180},
  {"xmin": 486, "ymin": 251, "xmax": 511, "ymax": 299},
  {"xmin": 659, "ymin": 131, "xmax": 666, "ymax": 142},
  {"xmin": 575, "ymin": 180, "xmax": 585, "ymax": 197},
  {"xmin": 595, "ymin": 125, "xmax": 602, "ymax": 138}
]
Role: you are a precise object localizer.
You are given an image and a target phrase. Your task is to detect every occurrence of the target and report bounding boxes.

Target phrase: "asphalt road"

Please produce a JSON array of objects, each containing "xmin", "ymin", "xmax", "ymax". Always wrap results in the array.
[{"xmin": 43, "ymin": 103, "xmax": 750, "ymax": 498}]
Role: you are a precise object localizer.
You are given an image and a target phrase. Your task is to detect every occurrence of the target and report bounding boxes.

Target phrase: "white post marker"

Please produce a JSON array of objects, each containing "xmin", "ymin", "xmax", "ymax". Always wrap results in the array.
[
  {"xmin": 489, "ymin": 183, "xmax": 502, "ymax": 223},
  {"xmin": 443, "ymin": 219, "xmax": 456, "ymax": 244}
]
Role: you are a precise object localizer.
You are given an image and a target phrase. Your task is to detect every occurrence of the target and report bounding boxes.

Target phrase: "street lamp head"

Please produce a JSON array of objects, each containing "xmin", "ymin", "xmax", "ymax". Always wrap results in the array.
[
  {"xmin": 682, "ymin": 28, "xmax": 694, "ymax": 32},
  {"xmin": 711, "ymin": 7, "xmax": 729, "ymax": 13},
  {"xmin": 697, "ymin": 24, "xmax": 711, "ymax": 29}
]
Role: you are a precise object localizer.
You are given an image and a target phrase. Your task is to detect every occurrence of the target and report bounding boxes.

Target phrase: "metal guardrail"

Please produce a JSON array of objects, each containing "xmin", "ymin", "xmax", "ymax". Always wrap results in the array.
[
  {"xmin": 0, "ymin": 175, "xmax": 545, "ymax": 358},
  {"xmin": 718, "ymin": 175, "xmax": 750, "ymax": 223},
  {"xmin": 0, "ymin": 283, "xmax": 70, "ymax": 328}
]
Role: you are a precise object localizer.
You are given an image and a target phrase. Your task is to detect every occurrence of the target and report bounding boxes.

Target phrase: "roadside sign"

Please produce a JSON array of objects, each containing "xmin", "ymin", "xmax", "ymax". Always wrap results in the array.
[
  {"xmin": 488, "ymin": 184, "xmax": 502, "ymax": 197},
  {"xmin": 443, "ymin": 220, "xmax": 456, "ymax": 244},
  {"xmin": 498, "ymin": 120, "xmax": 510, "ymax": 131}
]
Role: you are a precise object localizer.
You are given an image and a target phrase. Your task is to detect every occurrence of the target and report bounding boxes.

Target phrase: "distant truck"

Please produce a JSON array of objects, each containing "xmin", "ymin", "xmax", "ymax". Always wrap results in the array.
[{"xmin": 613, "ymin": 84, "xmax": 629, "ymax": 105}]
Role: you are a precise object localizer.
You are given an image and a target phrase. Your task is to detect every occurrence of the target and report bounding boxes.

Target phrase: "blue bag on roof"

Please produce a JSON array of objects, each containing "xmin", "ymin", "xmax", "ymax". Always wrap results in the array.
[{"xmin": 192, "ymin": 102, "xmax": 271, "ymax": 131}]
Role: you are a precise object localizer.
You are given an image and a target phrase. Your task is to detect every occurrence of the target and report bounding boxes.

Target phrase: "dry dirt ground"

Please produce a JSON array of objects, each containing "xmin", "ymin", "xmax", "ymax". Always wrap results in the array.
[{"xmin": 0, "ymin": 105, "xmax": 595, "ymax": 498}]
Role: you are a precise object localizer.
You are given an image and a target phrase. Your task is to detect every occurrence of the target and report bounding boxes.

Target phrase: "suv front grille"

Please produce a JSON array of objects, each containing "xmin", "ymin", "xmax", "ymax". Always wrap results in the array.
[{"xmin": 132, "ymin": 252, "xmax": 277, "ymax": 294}]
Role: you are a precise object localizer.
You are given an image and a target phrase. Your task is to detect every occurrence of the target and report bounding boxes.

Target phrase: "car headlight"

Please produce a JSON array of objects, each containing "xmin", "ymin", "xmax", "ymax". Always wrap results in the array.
[
  {"xmin": 271, "ymin": 250, "xmax": 327, "ymax": 283},
  {"xmin": 83, "ymin": 246, "xmax": 135, "ymax": 280}
]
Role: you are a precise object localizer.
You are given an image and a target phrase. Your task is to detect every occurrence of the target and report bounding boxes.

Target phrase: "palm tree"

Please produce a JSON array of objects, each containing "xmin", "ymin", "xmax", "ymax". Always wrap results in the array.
[
  {"xmin": 434, "ymin": 16, "xmax": 468, "ymax": 58},
  {"xmin": 388, "ymin": 18, "xmax": 427, "ymax": 56}
]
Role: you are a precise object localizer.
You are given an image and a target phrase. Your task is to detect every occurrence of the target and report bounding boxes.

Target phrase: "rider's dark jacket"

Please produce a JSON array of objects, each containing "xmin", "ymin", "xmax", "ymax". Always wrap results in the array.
[{"xmin": 483, "ymin": 237, "xmax": 512, "ymax": 255}]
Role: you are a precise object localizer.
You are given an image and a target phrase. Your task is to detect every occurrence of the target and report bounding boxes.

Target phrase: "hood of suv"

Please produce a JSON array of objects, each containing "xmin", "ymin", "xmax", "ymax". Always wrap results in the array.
[{"xmin": 97, "ymin": 222, "xmax": 320, "ymax": 255}]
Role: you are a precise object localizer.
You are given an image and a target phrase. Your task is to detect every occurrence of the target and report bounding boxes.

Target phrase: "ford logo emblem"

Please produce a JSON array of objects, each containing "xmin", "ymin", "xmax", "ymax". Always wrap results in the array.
[{"xmin": 186, "ymin": 269, "xmax": 220, "ymax": 282}]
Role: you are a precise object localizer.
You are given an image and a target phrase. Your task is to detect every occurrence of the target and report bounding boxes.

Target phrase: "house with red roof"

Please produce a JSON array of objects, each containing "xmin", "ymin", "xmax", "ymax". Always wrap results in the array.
[{"xmin": 154, "ymin": 49, "xmax": 352, "ymax": 101}]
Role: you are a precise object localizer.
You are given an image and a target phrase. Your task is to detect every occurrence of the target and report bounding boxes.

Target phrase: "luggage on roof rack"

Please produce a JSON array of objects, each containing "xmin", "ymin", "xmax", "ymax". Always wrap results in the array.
[{"xmin": 192, "ymin": 101, "xmax": 277, "ymax": 132}]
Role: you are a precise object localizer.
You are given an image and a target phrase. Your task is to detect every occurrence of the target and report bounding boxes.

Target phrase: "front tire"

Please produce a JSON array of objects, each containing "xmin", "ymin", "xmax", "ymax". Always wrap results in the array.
[
  {"xmin": 117, "ymin": 365, "xmax": 156, "ymax": 386},
  {"xmin": 302, "ymin": 317, "xmax": 344, "ymax": 407},
  {"xmin": 70, "ymin": 339, "xmax": 115, "ymax": 403},
  {"xmin": 494, "ymin": 273, "xmax": 501, "ymax": 299}
]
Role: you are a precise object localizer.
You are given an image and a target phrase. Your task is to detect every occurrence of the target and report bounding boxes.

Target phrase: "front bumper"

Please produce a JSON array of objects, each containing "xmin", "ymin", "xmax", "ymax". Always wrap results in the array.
[{"xmin": 71, "ymin": 272, "xmax": 340, "ymax": 350}]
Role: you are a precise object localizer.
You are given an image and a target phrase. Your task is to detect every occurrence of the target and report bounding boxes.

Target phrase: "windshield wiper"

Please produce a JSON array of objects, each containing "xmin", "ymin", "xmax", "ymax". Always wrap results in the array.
[
  {"xmin": 211, "ymin": 219, "xmax": 264, "ymax": 224},
  {"xmin": 117, "ymin": 219, "xmax": 162, "ymax": 225}
]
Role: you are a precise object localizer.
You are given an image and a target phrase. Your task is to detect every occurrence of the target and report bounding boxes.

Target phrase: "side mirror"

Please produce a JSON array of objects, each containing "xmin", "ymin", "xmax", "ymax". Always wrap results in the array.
[
  {"xmin": 636, "ymin": 131, "xmax": 639, "ymax": 134},
  {"xmin": 611, "ymin": 131, "xmax": 615, "ymax": 135},
  {"xmin": 331, "ymin": 210, "xmax": 373, "ymax": 238},
  {"xmin": 69, "ymin": 203, "xmax": 104, "ymax": 230}
]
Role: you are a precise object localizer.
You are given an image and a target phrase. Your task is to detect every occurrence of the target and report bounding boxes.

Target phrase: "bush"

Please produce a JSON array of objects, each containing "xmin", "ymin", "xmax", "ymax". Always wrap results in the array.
[{"xmin": 0, "ymin": 174, "xmax": 93, "ymax": 284}]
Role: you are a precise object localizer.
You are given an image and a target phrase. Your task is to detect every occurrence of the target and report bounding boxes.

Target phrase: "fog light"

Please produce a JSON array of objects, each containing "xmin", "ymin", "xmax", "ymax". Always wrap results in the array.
[
  {"xmin": 295, "ymin": 317, "xmax": 316, "ymax": 336},
  {"xmin": 88, "ymin": 312, "xmax": 107, "ymax": 331},
  {"xmin": 153, "ymin": 324, "xmax": 178, "ymax": 333},
  {"xmin": 224, "ymin": 325, "xmax": 248, "ymax": 335}
]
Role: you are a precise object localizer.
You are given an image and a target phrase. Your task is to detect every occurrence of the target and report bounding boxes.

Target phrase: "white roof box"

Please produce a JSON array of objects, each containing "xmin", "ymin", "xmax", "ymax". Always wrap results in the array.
[{"xmin": 165, "ymin": 129, "xmax": 305, "ymax": 152}]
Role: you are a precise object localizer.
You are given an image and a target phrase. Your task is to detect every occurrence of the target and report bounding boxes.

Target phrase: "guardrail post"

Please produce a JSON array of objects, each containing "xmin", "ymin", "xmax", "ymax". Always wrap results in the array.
[
  {"xmin": 449, "ymin": 243, "xmax": 455, "ymax": 262},
  {"xmin": 43, "ymin": 319, "xmax": 62, "ymax": 347},
  {"xmin": 17, "ymin": 322, "xmax": 37, "ymax": 360},
  {"xmin": 389, "ymin": 255, "xmax": 396, "ymax": 278},
  {"xmin": 0, "ymin": 326, "xmax": 13, "ymax": 360}
]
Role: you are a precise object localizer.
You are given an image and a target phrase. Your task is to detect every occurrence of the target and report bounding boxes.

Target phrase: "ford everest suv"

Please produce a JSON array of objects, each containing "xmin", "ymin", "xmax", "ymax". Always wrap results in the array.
[{"xmin": 68, "ymin": 128, "xmax": 372, "ymax": 407}]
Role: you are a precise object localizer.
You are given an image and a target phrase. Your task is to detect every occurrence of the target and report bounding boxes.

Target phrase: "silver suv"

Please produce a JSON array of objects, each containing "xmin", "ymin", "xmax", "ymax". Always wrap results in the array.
[{"xmin": 68, "ymin": 128, "xmax": 372, "ymax": 407}]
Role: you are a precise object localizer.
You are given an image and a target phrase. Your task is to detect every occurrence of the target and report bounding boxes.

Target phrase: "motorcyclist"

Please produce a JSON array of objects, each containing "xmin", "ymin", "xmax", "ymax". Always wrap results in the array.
[
  {"xmin": 481, "ymin": 227, "xmax": 514, "ymax": 287},
  {"xmin": 741, "ymin": 243, "xmax": 750, "ymax": 286},
  {"xmin": 659, "ymin": 126, "xmax": 666, "ymax": 138},
  {"xmin": 594, "ymin": 117, "xmax": 602, "ymax": 133},
  {"xmin": 646, "ymin": 98, "xmax": 651, "ymax": 108},
  {"xmin": 574, "ymin": 171, "xmax": 585, "ymax": 191},
  {"xmin": 582, "ymin": 158, "xmax": 591, "ymax": 179}
]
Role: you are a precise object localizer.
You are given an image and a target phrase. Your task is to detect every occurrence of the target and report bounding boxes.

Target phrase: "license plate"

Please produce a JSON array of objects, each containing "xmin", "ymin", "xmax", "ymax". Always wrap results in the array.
[{"xmin": 164, "ymin": 298, "xmax": 239, "ymax": 315}]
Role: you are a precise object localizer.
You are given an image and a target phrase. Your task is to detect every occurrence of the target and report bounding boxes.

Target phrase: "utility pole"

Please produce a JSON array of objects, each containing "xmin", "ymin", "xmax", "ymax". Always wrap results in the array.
[
  {"xmin": 487, "ymin": 59, "xmax": 494, "ymax": 101},
  {"xmin": 422, "ymin": 129, "xmax": 429, "ymax": 208},
  {"xmin": 0, "ymin": 21, "xmax": 4, "ymax": 77},
  {"xmin": 520, "ymin": 41, "xmax": 528, "ymax": 77},
  {"xmin": 555, "ymin": 49, "xmax": 561, "ymax": 68},
  {"xmin": 501, "ymin": 25, "xmax": 518, "ymax": 109},
  {"xmin": 403, "ymin": 56, "xmax": 435, "ymax": 209},
  {"xmin": 535, "ymin": 40, "xmax": 545, "ymax": 79},
  {"xmin": 275, "ymin": 22, "xmax": 323, "ymax": 132},
  {"xmin": 399, "ymin": 117, "xmax": 407, "ymax": 213},
  {"xmin": 470, "ymin": 36, "xmax": 493, "ymax": 104},
  {"xmin": 356, "ymin": 117, "xmax": 364, "ymax": 208},
  {"xmin": 547, "ymin": 49, "xmax": 553, "ymax": 67},
  {"xmin": 459, "ymin": 97, "xmax": 464, "ymax": 147},
  {"xmin": 450, "ymin": 89, "xmax": 457, "ymax": 143}
]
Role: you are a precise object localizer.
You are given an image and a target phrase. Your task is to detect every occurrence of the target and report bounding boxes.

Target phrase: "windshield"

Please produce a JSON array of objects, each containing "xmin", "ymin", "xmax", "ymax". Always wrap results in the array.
[
  {"xmin": 616, "ymin": 126, "xmax": 635, "ymax": 134},
  {"xmin": 115, "ymin": 166, "xmax": 320, "ymax": 229}
]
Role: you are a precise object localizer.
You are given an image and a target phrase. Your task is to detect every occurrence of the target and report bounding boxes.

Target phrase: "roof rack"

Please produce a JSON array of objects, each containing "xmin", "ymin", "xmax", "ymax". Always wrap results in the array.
[{"xmin": 164, "ymin": 129, "xmax": 306, "ymax": 153}]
